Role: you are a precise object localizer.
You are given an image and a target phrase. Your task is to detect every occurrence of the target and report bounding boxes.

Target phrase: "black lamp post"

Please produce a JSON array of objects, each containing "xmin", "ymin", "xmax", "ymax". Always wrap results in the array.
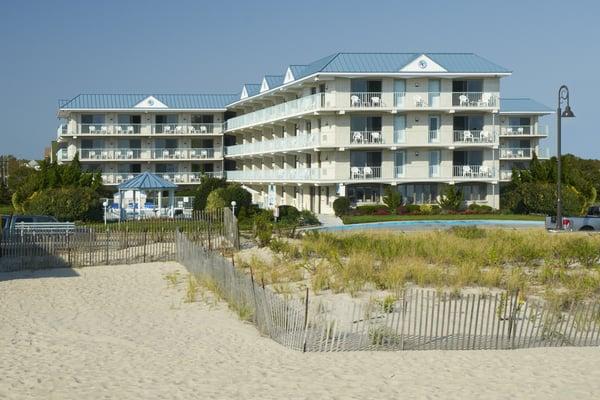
[{"xmin": 556, "ymin": 85, "xmax": 575, "ymax": 230}]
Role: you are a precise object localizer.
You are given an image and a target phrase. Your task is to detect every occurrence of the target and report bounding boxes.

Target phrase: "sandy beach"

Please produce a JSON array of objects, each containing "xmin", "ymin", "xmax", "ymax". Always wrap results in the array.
[{"xmin": 1, "ymin": 262, "xmax": 599, "ymax": 400}]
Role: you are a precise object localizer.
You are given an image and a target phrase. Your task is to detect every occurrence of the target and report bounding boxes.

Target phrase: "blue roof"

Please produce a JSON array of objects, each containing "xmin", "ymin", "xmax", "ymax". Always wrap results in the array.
[
  {"xmin": 60, "ymin": 94, "xmax": 237, "ymax": 110},
  {"xmin": 293, "ymin": 52, "xmax": 511, "ymax": 79},
  {"xmin": 118, "ymin": 172, "xmax": 178, "ymax": 190},
  {"xmin": 500, "ymin": 98, "xmax": 553, "ymax": 114},
  {"xmin": 242, "ymin": 84, "xmax": 261, "ymax": 97},
  {"xmin": 263, "ymin": 75, "xmax": 284, "ymax": 89},
  {"xmin": 288, "ymin": 65, "xmax": 306, "ymax": 78}
]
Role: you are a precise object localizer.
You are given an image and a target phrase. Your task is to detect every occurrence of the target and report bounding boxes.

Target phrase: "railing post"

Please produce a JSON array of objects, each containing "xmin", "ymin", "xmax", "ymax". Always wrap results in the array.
[{"xmin": 303, "ymin": 287, "xmax": 309, "ymax": 353}]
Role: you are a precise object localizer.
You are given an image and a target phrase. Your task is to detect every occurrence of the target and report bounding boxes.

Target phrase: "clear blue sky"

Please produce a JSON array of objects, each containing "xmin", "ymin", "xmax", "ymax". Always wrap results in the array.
[{"xmin": 1, "ymin": 0, "xmax": 598, "ymax": 159}]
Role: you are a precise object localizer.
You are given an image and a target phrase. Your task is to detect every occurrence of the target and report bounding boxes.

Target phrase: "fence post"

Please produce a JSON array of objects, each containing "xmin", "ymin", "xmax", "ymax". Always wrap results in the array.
[
  {"xmin": 303, "ymin": 287, "xmax": 309, "ymax": 353},
  {"xmin": 249, "ymin": 265, "xmax": 260, "ymax": 327},
  {"xmin": 509, "ymin": 289, "xmax": 520, "ymax": 349},
  {"xmin": 207, "ymin": 221, "xmax": 212, "ymax": 251},
  {"xmin": 143, "ymin": 229, "xmax": 148, "ymax": 263},
  {"xmin": 67, "ymin": 232, "xmax": 72, "ymax": 267},
  {"xmin": 105, "ymin": 229, "xmax": 110, "ymax": 265}
]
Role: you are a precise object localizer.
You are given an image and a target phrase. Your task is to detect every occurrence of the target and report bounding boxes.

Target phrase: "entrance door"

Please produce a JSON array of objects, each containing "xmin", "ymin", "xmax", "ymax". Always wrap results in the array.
[
  {"xmin": 429, "ymin": 115, "xmax": 440, "ymax": 143},
  {"xmin": 394, "ymin": 79, "xmax": 406, "ymax": 107},
  {"xmin": 394, "ymin": 115, "xmax": 406, "ymax": 143},
  {"xmin": 428, "ymin": 79, "xmax": 441, "ymax": 107}
]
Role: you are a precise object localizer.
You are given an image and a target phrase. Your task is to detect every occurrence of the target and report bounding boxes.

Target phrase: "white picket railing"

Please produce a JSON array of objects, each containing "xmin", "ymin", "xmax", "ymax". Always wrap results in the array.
[
  {"xmin": 349, "ymin": 166, "xmax": 382, "ymax": 180},
  {"xmin": 453, "ymin": 130, "xmax": 496, "ymax": 143},
  {"xmin": 452, "ymin": 165, "xmax": 496, "ymax": 178},
  {"xmin": 226, "ymin": 133, "xmax": 320, "ymax": 156},
  {"xmin": 226, "ymin": 168, "xmax": 321, "ymax": 182},
  {"xmin": 350, "ymin": 130, "xmax": 384, "ymax": 144},
  {"xmin": 349, "ymin": 92, "xmax": 385, "ymax": 108}
]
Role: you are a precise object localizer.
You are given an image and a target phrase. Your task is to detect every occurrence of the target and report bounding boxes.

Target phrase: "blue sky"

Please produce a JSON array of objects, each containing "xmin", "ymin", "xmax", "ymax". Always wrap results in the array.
[{"xmin": 0, "ymin": 0, "xmax": 598, "ymax": 159}]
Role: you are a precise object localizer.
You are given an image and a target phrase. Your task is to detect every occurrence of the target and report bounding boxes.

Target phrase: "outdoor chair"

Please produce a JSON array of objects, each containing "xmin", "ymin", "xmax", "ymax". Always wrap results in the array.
[
  {"xmin": 364, "ymin": 166, "xmax": 373, "ymax": 177},
  {"xmin": 414, "ymin": 96, "xmax": 425, "ymax": 107},
  {"xmin": 463, "ymin": 130, "xmax": 473, "ymax": 142},
  {"xmin": 371, "ymin": 96, "xmax": 381, "ymax": 107},
  {"xmin": 126, "ymin": 126, "xmax": 134, "ymax": 134},
  {"xmin": 478, "ymin": 93, "xmax": 491, "ymax": 107},
  {"xmin": 100, "ymin": 126, "xmax": 108, "ymax": 134},
  {"xmin": 462, "ymin": 165, "xmax": 473, "ymax": 177},
  {"xmin": 164, "ymin": 126, "xmax": 172, "ymax": 134},
  {"xmin": 175, "ymin": 126, "xmax": 184, "ymax": 134},
  {"xmin": 200, "ymin": 150, "xmax": 208, "ymax": 158},
  {"xmin": 480, "ymin": 130, "xmax": 490, "ymax": 142},
  {"xmin": 351, "ymin": 166, "xmax": 361, "ymax": 179},
  {"xmin": 459, "ymin": 95, "xmax": 469, "ymax": 106},
  {"xmin": 88, "ymin": 126, "xmax": 96, "ymax": 134},
  {"xmin": 352, "ymin": 131, "xmax": 363, "ymax": 143},
  {"xmin": 371, "ymin": 131, "xmax": 381, "ymax": 143},
  {"xmin": 517, "ymin": 127, "xmax": 524, "ymax": 134},
  {"xmin": 350, "ymin": 95, "xmax": 361, "ymax": 107},
  {"xmin": 200, "ymin": 125, "xmax": 208, "ymax": 133},
  {"xmin": 116, "ymin": 126, "xmax": 123, "ymax": 134}
]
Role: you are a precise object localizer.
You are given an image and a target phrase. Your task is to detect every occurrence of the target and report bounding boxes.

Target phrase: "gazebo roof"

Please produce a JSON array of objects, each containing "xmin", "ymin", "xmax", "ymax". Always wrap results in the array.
[{"xmin": 117, "ymin": 172, "xmax": 178, "ymax": 190}]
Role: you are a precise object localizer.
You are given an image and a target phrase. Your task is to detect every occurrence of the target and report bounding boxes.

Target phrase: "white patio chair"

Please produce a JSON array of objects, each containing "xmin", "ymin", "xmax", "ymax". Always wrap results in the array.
[
  {"xmin": 164, "ymin": 126, "xmax": 172, "ymax": 134},
  {"xmin": 350, "ymin": 95, "xmax": 361, "ymax": 107},
  {"xmin": 463, "ymin": 130, "xmax": 473, "ymax": 142},
  {"xmin": 506, "ymin": 127, "xmax": 514, "ymax": 135},
  {"xmin": 175, "ymin": 126, "xmax": 184, "ymax": 134},
  {"xmin": 162, "ymin": 150, "xmax": 170, "ymax": 159},
  {"xmin": 371, "ymin": 96, "xmax": 381, "ymax": 107},
  {"xmin": 100, "ymin": 126, "xmax": 108, "ymax": 134},
  {"xmin": 127, "ymin": 150, "xmax": 134, "ymax": 159},
  {"xmin": 175, "ymin": 174, "xmax": 182, "ymax": 182},
  {"xmin": 115, "ymin": 150, "xmax": 123, "ymax": 159},
  {"xmin": 89, "ymin": 151, "xmax": 96, "ymax": 159},
  {"xmin": 163, "ymin": 175, "xmax": 171, "ymax": 181},
  {"xmin": 200, "ymin": 125, "xmax": 208, "ymax": 133},
  {"xmin": 127, "ymin": 174, "xmax": 134, "ymax": 180},
  {"xmin": 188, "ymin": 126, "xmax": 196, "ymax": 134},
  {"xmin": 88, "ymin": 126, "xmax": 96, "ymax": 134},
  {"xmin": 517, "ymin": 127, "xmax": 524, "ymax": 134},
  {"xmin": 462, "ymin": 165, "xmax": 472, "ymax": 177},
  {"xmin": 414, "ymin": 96, "xmax": 425, "ymax": 107},
  {"xmin": 352, "ymin": 131, "xmax": 363, "ymax": 143},
  {"xmin": 200, "ymin": 150, "xmax": 208, "ymax": 158},
  {"xmin": 480, "ymin": 130, "xmax": 490, "ymax": 142},
  {"xmin": 364, "ymin": 166, "xmax": 373, "ymax": 178},
  {"xmin": 190, "ymin": 150, "xmax": 197, "ymax": 158},
  {"xmin": 127, "ymin": 126, "xmax": 134, "ymax": 134},
  {"xmin": 351, "ymin": 166, "xmax": 361, "ymax": 179},
  {"xmin": 371, "ymin": 131, "xmax": 381, "ymax": 143},
  {"xmin": 116, "ymin": 175, "xmax": 124, "ymax": 183},
  {"xmin": 479, "ymin": 165, "xmax": 490, "ymax": 177},
  {"xmin": 459, "ymin": 95, "xmax": 469, "ymax": 106},
  {"xmin": 101, "ymin": 151, "xmax": 108, "ymax": 159},
  {"xmin": 478, "ymin": 93, "xmax": 491, "ymax": 107},
  {"xmin": 116, "ymin": 125, "xmax": 123, "ymax": 134},
  {"xmin": 517, "ymin": 149, "xmax": 525, "ymax": 158},
  {"xmin": 174, "ymin": 150, "xmax": 182, "ymax": 159}
]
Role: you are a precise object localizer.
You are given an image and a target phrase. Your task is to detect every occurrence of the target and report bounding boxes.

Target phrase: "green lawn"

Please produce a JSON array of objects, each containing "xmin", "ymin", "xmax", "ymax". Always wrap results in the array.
[{"xmin": 341, "ymin": 213, "xmax": 545, "ymax": 224}]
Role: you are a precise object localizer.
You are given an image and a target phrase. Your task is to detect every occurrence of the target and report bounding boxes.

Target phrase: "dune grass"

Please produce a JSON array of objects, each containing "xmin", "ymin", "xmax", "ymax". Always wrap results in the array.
[
  {"xmin": 341, "ymin": 213, "xmax": 545, "ymax": 224},
  {"xmin": 238, "ymin": 227, "xmax": 600, "ymax": 308}
]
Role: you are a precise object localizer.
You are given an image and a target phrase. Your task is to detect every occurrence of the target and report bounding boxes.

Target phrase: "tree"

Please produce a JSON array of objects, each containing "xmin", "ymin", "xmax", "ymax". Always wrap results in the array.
[
  {"xmin": 332, "ymin": 197, "xmax": 350, "ymax": 216},
  {"xmin": 23, "ymin": 187, "xmax": 102, "ymax": 221},
  {"xmin": 193, "ymin": 175, "xmax": 227, "ymax": 211},
  {"xmin": 205, "ymin": 189, "xmax": 227, "ymax": 211},
  {"xmin": 383, "ymin": 187, "xmax": 402, "ymax": 214},
  {"xmin": 438, "ymin": 185, "xmax": 463, "ymax": 211}
]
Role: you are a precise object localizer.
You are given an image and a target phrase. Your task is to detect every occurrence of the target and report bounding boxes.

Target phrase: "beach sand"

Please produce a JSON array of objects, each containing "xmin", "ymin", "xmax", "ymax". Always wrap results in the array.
[{"xmin": 1, "ymin": 262, "xmax": 599, "ymax": 400}]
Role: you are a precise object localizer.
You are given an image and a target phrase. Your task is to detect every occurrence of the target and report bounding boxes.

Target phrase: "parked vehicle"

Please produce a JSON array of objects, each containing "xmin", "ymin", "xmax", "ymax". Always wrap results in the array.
[
  {"xmin": 545, "ymin": 205, "xmax": 600, "ymax": 231},
  {"xmin": 1, "ymin": 215, "xmax": 76, "ymax": 238}
]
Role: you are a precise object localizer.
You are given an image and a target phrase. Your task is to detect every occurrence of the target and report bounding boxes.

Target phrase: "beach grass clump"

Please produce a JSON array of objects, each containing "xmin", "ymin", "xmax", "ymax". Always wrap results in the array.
[
  {"xmin": 184, "ymin": 274, "xmax": 199, "ymax": 303},
  {"xmin": 164, "ymin": 271, "xmax": 181, "ymax": 287}
]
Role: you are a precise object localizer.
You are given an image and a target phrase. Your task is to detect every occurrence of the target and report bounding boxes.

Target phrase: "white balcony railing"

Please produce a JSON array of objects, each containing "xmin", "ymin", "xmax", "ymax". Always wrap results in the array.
[
  {"xmin": 226, "ymin": 168, "xmax": 321, "ymax": 182},
  {"xmin": 499, "ymin": 125, "xmax": 549, "ymax": 136},
  {"xmin": 225, "ymin": 93, "xmax": 325, "ymax": 132},
  {"xmin": 349, "ymin": 92, "xmax": 385, "ymax": 108},
  {"xmin": 350, "ymin": 130, "xmax": 384, "ymax": 145},
  {"xmin": 452, "ymin": 92, "xmax": 498, "ymax": 108},
  {"xmin": 58, "ymin": 123, "xmax": 224, "ymax": 136},
  {"xmin": 226, "ymin": 133, "xmax": 320, "ymax": 156},
  {"xmin": 77, "ymin": 148, "xmax": 219, "ymax": 161},
  {"xmin": 393, "ymin": 129, "xmax": 406, "ymax": 144},
  {"xmin": 453, "ymin": 130, "xmax": 496, "ymax": 144},
  {"xmin": 428, "ymin": 130, "xmax": 440, "ymax": 143},
  {"xmin": 349, "ymin": 166, "xmax": 382, "ymax": 180},
  {"xmin": 500, "ymin": 170, "xmax": 513, "ymax": 181},
  {"xmin": 453, "ymin": 165, "xmax": 496, "ymax": 179},
  {"xmin": 100, "ymin": 172, "xmax": 223, "ymax": 185},
  {"xmin": 393, "ymin": 165, "xmax": 441, "ymax": 179},
  {"xmin": 499, "ymin": 148, "xmax": 533, "ymax": 159}
]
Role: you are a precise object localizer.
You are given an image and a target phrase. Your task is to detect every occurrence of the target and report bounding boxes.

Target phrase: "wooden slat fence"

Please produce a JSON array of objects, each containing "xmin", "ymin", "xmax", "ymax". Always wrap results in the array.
[{"xmin": 176, "ymin": 232, "xmax": 600, "ymax": 352}]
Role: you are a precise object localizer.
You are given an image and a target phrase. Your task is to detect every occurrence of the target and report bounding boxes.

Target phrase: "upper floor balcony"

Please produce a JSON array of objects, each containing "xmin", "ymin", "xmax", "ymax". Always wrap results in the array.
[
  {"xmin": 58, "ymin": 147, "xmax": 221, "ymax": 162},
  {"xmin": 226, "ymin": 168, "xmax": 323, "ymax": 182},
  {"xmin": 499, "ymin": 125, "xmax": 549, "ymax": 137},
  {"xmin": 225, "ymin": 132, "xmax": 319, "ymax": 157},
  {"xmin": 499, "ymin": 147, "xmax": 550, "ymax": 160},
  {"xmin": 57, "ymin": 122, "xmax": 224, "ymax": 138},
  {"xmin": 452, "ymin": 129, "xmax": 496, "ymax": 144}
]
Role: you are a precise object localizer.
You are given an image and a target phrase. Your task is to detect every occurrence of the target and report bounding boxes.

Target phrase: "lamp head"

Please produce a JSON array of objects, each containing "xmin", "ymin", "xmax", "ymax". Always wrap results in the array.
[
  {"xmin": 561, "ymin": 105, "xmax": 575, "ymax": 118},
  {"xmin": 231, "ymin": 201, "xmax": 237, "ymax": 207}
]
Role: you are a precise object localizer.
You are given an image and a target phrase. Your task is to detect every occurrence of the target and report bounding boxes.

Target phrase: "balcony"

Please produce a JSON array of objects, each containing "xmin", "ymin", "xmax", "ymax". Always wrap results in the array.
[
  {"xmin": 100, "ymin": 172, "xmax": 223, "ymax": 185},
  {"xmin": 57, "ymin": 123, "xmax": 224, "ymax": 136},
  {"xmin": 453, "ymin": 130, "xmax": 496, "ymax": 144},
  {"xmin": 452, "ymin": 92, "xmax": 498, "ymax": 108},
  {"xmin": 452, "ymin": 165, "xmax": 496, "ymax": 179},
  {"xmin": 500, "ymin": 170, "xmax": 513, "ymax": 181},
  {"xmin": 499, "ymin": 125, "xmax": 549, "ymax": 137},
  {"xmin": 225, "ymin": 93, "xmax": 325, "ymax": 132},
  {"xmin": 349, "ymin": 92, "xmax": 385, "ymax": 108},
  {"xmin": 349, "ymin": 166, "xmax": 382, "ymax": 180},
  {"xmin": 77, "ymin": 148, "xmax": 219, "ymax": 161},
  {"xmin": 225, "ymin": 133, "xmax": 320, "ymax": 157},
  {"xmin": 350, "ymin": 130, "xmax": 384, "ymax": 145},
  {"xmin": 225, "ymin": 168, "xmax": 322, "ymax": 182},
  {"xmin": 500, "ymin": 148, "xmax": 550, "ymax": 159}
]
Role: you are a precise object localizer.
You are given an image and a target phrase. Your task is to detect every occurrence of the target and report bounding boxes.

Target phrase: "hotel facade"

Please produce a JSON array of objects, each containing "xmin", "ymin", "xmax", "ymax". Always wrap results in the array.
[{"xmin": 55, "ymin": 53, "xmax": 552, "ymax": 214}]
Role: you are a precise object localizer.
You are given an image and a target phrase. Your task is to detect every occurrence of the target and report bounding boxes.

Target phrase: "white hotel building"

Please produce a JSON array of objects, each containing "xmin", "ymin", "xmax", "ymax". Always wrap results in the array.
[{"xmin": 55, "ymin": 53, "xmax": 552, "ymax": 214}]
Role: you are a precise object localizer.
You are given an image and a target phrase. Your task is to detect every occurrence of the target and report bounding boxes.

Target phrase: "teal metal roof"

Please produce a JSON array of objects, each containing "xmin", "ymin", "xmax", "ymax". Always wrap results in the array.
[
  {"xmin": 288, "ymin": 65, "xmax": 306, "ymax": 78},
  {"xmin": 500, "ymin": 98, "xmax": 553, "ymax": 114},
  {"xmin": 118, "ymin": 172, "xmax": 178, "ymax": 190},
  {"xmin": 242, "ymin": 84, "xmax": 261, "ymax": 97},
  {"xmin": 59, "ymin": 94, "xmax": 237, "ymax": 110},
  {"xmin": 294, "ymin": 52, "xmax": 511, "ymax": 78},
  {"xmin": 263, "ymin": 75, "xmax": 284, "ymax": 89}
]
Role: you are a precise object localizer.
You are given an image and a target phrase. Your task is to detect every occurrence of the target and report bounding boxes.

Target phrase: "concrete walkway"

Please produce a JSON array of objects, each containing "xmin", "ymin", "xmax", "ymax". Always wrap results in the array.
[{"xmin": 316, "ymin": 213, "xmax": 343, "ymax": 227}]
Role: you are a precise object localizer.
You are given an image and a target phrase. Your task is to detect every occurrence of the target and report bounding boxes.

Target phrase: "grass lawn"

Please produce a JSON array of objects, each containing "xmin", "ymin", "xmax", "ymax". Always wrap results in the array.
[{"xmin": 341, "ymin": 213, "xmax": 545, "ymax": 224}]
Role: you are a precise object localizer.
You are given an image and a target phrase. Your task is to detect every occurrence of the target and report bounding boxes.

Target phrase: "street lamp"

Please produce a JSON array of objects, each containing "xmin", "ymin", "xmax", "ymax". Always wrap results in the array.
[
  {"xmin": 230, "ymin": 200, "xmax": 237, "ymax": 215},
  {"xmin": 556, "ymin": 85, "xmax": 575, "ymax": 230},
  {"xmin": 102, "ymin": 200, "xmax": 109, "ymax": 226}
]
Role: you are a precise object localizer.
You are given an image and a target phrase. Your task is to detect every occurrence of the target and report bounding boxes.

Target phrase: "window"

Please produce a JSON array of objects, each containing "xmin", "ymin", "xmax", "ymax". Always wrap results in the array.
[
  {"xmin": 350, "ymin": 151, "xmax": 382, "ymax": 167},
  {"xmin": 458, "ymin": 183, "xmax": 487, "ymax": 201},
  {"xmin": 351, "ymin": 79, "xmax": 382, "ymax": 93},
  {"xmin": 192, "ymin": 138, "xmax": 213, "ymax": 148},
  {"xmin": 80, "ymin": 114, "xmax": 105, "ymax": 133},
  {"xmin": 192, "ymin": 114, "xmax": 214, "ymax": 124},
  {"xmin": 453, "ymin": 115, "xmax": 484, "ymax": 131},
  {"xmin": 452, "ymin": 79, "xmax": 483, "ymax": 93},
  {"xmin": 347, "ymin": 184, "xmax": 382, "ymax": 204},
  {"xmin": 81, "ymin": 139, "xmax": 104, "ymax": 149},
  {"xmin": 306, "ymin": 154, "xmax": 311, "ymax": 169},
  {"xmin": 155, "ymin": 163, "xmax": 178, "ymax": 173},
  {"xmin": 453, "ymin": 150, "xmax": 483, "ymax": 165},
  {"xmin": 117, "ymin": 114, "xmax": 141, "ymax": 133},
  {"xmin": 509, "ymin": 117, "xmax": 531, "ymax": 134},
  {"xmin": 350, "ymin": 116, "xmax": 382, "ymax": 132},
  {"xmin": 118, "ymin": 139, "xmax": 141, "ymax": 149},
  {"xmin": 400, "ymin": 184, "xmax": 439, "ymax": 205},
  {"xmin": 306, "ymin": 121, "xmax": 312, "ymax": 134}
]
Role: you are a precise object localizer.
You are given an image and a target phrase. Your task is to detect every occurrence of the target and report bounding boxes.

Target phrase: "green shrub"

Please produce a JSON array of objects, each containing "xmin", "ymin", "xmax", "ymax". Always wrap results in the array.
[
  {"xmin": 383, "ymin": 187, "xmax": 402, "ymax": 214},
  {"xmin": 278, "ymin": 205, "xmax": 300, "ymax": 223},
  {"xmin": 355, "ymin": 205, "xmax": 387, "ymax": 215},
  {"xmin": 333, "ymin": 197, "xmax": 350, "ymax": 216},
  {"xmin": 299, "ymin": 210, "xmax": 320, "ymax": 225},
  {"xmin": 404, "ymin": 204, "xmax": 421, "ymax": 214},
  {"xmin": 23, "ymin": 187, "xmax": 102, "ymax": 221},
  {"xmin": 193, "ymin": 175, "xmax": 227, "ymax": 211},
  {"xmin": 253, "ymin": 212, "xmax": 273, "ymax": 247},
  {"xmin": 205, "ymin": 189, "xmax": 227, "ymax": 210},
  {"xmin": 438, "ymin": 186, "xmax": 464, "ymax": 211}
]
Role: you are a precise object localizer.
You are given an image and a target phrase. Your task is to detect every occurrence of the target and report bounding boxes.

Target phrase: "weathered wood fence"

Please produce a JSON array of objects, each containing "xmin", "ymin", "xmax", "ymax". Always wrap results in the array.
[
  {"xmin": 176, "ymin": 232, "xmax": 600, "ymax": 352},
  {"xmin": 0, "ymin": 208, "xmax": 238, "ymax": 272}
]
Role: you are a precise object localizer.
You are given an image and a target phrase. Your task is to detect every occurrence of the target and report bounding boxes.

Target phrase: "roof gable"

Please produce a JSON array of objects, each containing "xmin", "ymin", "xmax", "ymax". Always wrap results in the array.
[
  {"xmin": 134, "ymin": 95, "xmax": 168, "ymax": 109},
  {"xmin": 400, "ymin": 54, "xmax": 447, "ymax": 73},
  {"xmin": 240, "ymin": 84, "xmax": 261, "ymax": 99}
]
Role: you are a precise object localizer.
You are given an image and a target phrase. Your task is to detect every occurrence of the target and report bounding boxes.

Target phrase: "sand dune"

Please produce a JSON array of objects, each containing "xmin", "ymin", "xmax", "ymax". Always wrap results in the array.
[{"xmin": 1, "ymin": 262, "xmax": 599, "ymax": 399}]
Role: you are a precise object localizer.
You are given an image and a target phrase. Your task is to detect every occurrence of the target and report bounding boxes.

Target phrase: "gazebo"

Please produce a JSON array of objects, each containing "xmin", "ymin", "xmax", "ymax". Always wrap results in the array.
[{"xmin": 117, "ymin": 172, "xmax": 178, "ymax": 221}]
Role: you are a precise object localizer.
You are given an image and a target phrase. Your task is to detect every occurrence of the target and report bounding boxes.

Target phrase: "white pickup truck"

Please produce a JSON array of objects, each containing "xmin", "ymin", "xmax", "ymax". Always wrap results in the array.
[{"xmin": 545, "ymin": 206, "xmax": 600, "ymax": 231}]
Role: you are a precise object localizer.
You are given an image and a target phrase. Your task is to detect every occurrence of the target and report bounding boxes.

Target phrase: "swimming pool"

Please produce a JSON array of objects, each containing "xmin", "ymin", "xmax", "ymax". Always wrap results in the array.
[{"xmin": 319, "ymin": 219, "xmax": 544, "ymax": 232}]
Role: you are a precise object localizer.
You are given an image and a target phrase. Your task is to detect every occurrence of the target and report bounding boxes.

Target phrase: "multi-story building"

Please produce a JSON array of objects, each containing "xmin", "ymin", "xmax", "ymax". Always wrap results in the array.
[
  {"xmin": 55, "ymin": 53, "xmax": 552, "ymax": 214},
  {"xmin": 55, "ymin": 94, "xmax": 236, "ymax": 185}
]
